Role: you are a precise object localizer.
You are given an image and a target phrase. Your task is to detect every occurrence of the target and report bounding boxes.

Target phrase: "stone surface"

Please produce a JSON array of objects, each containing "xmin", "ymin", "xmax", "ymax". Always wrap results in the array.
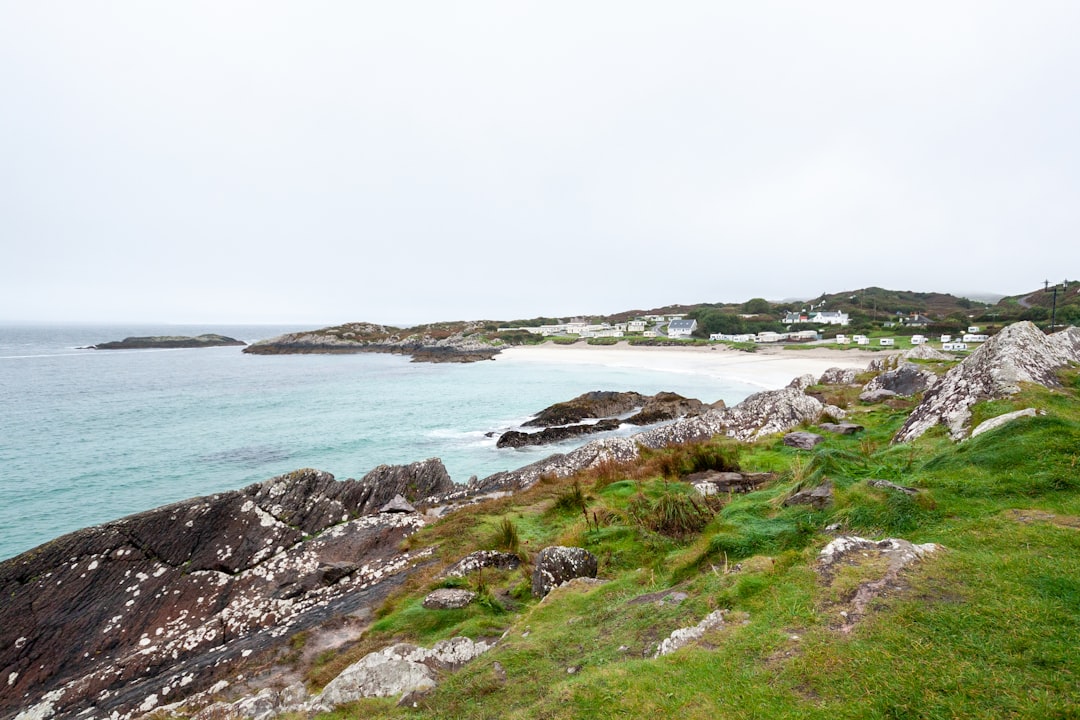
[
  {"xmin": 379, "ymin": 494, "xmax": 418, "ymax": 513},
  {"xmin": 685, "ymin": 471, "xmax": 774, "ymax": 496},
  {"xmin": 783, "ymin": 431, "xmax": 824, "ymax": 449},
  {"xmin": 653, "ymin": 610, "xmax": 725, "ymax": 657},
  {"xmin": 866, "ymin": 479, "xmax": 920, "ymax": 495},
  {"xmin": 443, "ymin": 551, "xmax": 522, "ymax": 578},
  {"xmin": 523, "ymin": 391, "xmax": 647, "ymax": 426},
  {"xmin": 862, "ymin": 362, "xmax": 938, "ymax": 397},
  {"xmin": 625, "ymin": 392, "xmax": 710, "ymax": 425},
  {"xmin": 243, "ymin": 322, "xmax": 501, "ymax": 363},
  {"xmin": 0, "ymin": 464, "xmax": 450, "ymax": 720},
  {"xmin": 422, "ymin": 589, "xmax": 478, "ymax": 609},
  {"xmin": 783, "ymin": 481, "xmax": 833, "ymax": 509},
  {"xmin": 531, "ymin": 546, "xmax": 599, "ymax": 597},
  {"xmin": 819, "ymin": 422, "xmax": 864, "ymax": 435},
  {"xmin": 497, "ymin": 419, "xmax": 622, "ymax": 448},
  {"xmin": 894, "ymin": 323, "xmax": 1080, "ymax": 442},
  {"xmin": 818, "ymin": 367, "xmax": 859, "ymax": 385},
  {"xmin": 859, "ymin": 388, "xmax": 899, "ymax": 402},
  {"xmin": 969, "ymin": 408, "xmax": 1039, "ymax": 438}
]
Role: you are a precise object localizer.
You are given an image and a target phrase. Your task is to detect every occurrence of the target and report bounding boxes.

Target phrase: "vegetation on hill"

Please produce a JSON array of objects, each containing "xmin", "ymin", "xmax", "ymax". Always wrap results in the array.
[{"xmin": 275, "ymin": 367, "xmax": 1080, "ymax": 719}]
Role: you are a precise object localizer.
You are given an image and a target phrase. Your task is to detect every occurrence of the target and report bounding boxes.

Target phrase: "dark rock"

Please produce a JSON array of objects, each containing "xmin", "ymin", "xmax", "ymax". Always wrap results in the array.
[
  {"xmin": 359, "ymin": 458, "xmax": 455, "ymax": 511},
  {"xmin": 0, "ymin": 466, "xmax": 435, "ymax": 720},
  {"xmin": 497, "ymin": 419, "xmax": 621, "ymax": 448},
  {"xmin": 422, "ymin": 588, "xmax": 477, "ymax": 609},
  {"xmin": 784, "ymin": 431, "xmax": 825, "ymax": 449},
  {"xmin": 532, "ymin": 546, "xmax": 599, "ymax": 597},
  {"xmin": 91, "ymin": 334, "xmax": 246, "ymax": 349},
  {"xmin": 820, "ymin": 422, "xmax": 864, "ymax": 435},
  {"xmin": 443, "ymin": 551, "xmax": 522, "ymax": 578},
  {"xmin": 862, "ymin": 362, "xmax": 938, "ymax": 397},
  {"xmin": 625, "ymin": 392, "xmax": 708, "ymax": 425},
  {"xmin": 895, "ymin": 323, "xmax": 1080, "ymax": 442},
  {"xmin": 783, "ymin": 481, "xmax": 833, "ymax": 509},
  {"xmin": 523, "ymin": 391, "xmax": 647, "ymax": 427},
  {"xmin": 379, "ymin": 494, "xmax": 418, "ymax": 514}
]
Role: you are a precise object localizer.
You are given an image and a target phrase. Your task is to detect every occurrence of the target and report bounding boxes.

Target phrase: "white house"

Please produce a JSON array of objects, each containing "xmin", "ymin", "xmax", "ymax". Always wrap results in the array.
[
  {"xmin": 667, "ymin": 319, "xmax": 697, "ymax": 338},
  {"xmin": 962, "ymin": 333, "xmax": 989, "ymax": 343},
  {"xmin": 879, "ymin": 338, "xmax": 895, "ymax": 346},
  {"xmin": 627, "ymin": 320, "xmax": 646, "ymax": 332},
  {"xmin": 810, "ymin": 311, "xmax": 850, "ymax": 326},
  {"xmin": 943, "ymin": 342, "xmax": 968, "ymax": 351},
  {"xmin": 783, "ymin": 312, "xmax": 807, "ymax": 324}
]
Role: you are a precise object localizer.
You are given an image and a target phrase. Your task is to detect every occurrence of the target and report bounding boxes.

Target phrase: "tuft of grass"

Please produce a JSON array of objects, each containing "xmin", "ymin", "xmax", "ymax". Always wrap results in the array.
[{"xmin": 491, "ymin": 517, "xmax": 520, "ymax": 553}]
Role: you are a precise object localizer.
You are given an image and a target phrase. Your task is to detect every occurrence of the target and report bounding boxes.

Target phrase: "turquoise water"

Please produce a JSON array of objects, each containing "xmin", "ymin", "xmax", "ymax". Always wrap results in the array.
[{"xmin": 0, "ymin": 325, "xmax": 757, "ymax": 561}]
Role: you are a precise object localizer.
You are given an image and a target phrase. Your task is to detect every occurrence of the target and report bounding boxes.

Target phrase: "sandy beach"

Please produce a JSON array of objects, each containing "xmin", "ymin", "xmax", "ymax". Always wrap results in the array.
[{"xmin": 497, "ymin": 341, "xmax": 878, "ymax": 390}]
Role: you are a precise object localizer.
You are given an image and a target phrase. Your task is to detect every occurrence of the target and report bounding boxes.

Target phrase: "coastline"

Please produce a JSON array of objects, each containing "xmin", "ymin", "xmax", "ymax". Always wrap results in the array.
[{"xmin": 497, "ymin": 341, "xmax": 876, "ymax": 390}]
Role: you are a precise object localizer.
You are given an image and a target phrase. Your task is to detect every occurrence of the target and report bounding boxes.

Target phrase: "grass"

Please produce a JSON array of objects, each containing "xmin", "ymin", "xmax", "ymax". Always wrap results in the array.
[{"xmin": 292, "ymin": 363, "xmax": 1080, "ymax": 719}]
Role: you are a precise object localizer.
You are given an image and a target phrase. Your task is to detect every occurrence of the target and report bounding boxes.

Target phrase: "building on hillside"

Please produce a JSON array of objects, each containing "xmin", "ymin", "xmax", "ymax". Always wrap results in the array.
[
  {"xmin": 810, "ymin": 311, "xmax": 850, "ymax": 326},
  {"xmin": 667, "ymin": 319, "xmax": 698, "ymax": 338},
  {"xmin": 906, "ymin": 314, "xmax": 932, "ymax": 326},
  {"xmin": 783, "ymin": 312, "xmax": 808, "ymax": 324},
  {"xmin": 879, "ymin": 338, "xmax": 895, "ymax": 346}
]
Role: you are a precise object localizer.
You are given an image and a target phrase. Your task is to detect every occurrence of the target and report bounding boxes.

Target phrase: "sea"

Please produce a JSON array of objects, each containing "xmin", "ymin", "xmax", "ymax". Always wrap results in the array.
[{"xmin": 0, "ymin": 324, "xmax": 761, "ymax": 561}]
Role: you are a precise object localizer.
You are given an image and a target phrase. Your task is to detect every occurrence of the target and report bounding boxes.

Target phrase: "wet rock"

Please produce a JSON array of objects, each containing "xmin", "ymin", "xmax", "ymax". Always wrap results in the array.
[
  {"xmin": 422, "ymin": 589, "xmax": 477, "ymax": 609},
  {"xmin": 783, "ymin": 481, "xmax": 833, "ymax": 509},
  {"xmin": 523, "ymin": 391, "xmax": 647, "ymax": 426},
  {"xmin": 443, "ymin": 551, "xmax": 521, "ymax": 578},
  {"xmin": 532, "ymin": 546, "xmax": 598, "ymax": 597},
  {"xmin": 784, "ymin": 431, "xmax": 824, "ymax": 449},
  {"xmin": 969, "ymin": 408, "xmax": 1039, "ymax": 438},
  {"xmin": 819, "ymin": 422, "xmax": 864, "ymax": 435},
  {"xmin": 894, "ymin": 323, "xmax": 1080, "ymax": 442},
  {"xmin": 497, "ymin": 419, "xmax": 621, "ymax": 448}
]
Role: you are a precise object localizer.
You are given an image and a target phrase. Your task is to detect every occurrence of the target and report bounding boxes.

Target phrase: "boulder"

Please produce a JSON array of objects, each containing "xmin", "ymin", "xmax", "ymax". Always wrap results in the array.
[
  {"xmin": 532, "ymin": 546, "xmax": 599, "ymax": 597},
  {"xmin": 862, "ymin": 362, "xmax": 938, "ymax": 397},
  {"xmin": 894, "ymin": 323, "xmax": 1080, "ymax": 442},
  {"xmin": 379, "ymin": 494, "xmax": 417, "ymax": 513},
  {"xmin": 684, "ymin": 471, "xmax": 774, "ymax": 496},
  {"xmin": 523, "ymin": 391, "xmax": 647, "ymax": 427},
  {"xmin": 859, "ymin": 388, "xmax": 898, "ymax": 403},
  {"xmin": 783, "ymin": 481, "xmax": 833, "ymax": 509},
  {"xmin": 625, "ymin": 392, "xmax": 708, "ymax": 425},
  {"xmin": 819, "ymin": 422, "xmax": 864, "ymax": 435},
  {"xmin": 783, "ymin": 431, "xmax": 824, "ymax": 449},
  {"xmin": 497, "ymin": 419, "xmax": 621, "ymax": 448},
  {"xmin": 422, "ymin": 589, "xmax": 477, "ymax": 609},
  {"xmin": 818, "ymin": 367, "xmax": 859, "ymax": 385},
  {"xmin": 443, "ymin": 551, "xmax": 522, "ymax": 578},
  {"xmin": 969, "ymin": 408, "xmax": 1038, "ymax": 438}
]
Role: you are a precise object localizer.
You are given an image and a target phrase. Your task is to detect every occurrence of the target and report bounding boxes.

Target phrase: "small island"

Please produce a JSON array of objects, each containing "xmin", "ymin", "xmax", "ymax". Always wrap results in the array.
[{"xmin": 88, "ymin": 334, "xmax": 246, "ymax": 350}]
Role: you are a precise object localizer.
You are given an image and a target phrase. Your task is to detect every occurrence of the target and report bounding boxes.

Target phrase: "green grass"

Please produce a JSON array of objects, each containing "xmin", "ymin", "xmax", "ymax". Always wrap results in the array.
[{"xmin": 298, "ymin": 365, "xmax": 1080, "ymax": 719}]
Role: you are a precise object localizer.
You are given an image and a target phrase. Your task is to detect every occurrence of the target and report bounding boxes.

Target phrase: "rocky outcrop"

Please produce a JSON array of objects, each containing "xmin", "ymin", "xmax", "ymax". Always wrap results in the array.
[
  {"xmin": 783, "ymin": 431, "xmax": 824, "ymax": 450},
  {"xmin": 820, "ymin": 422, "xmax": 864, "ymax": 435},
  {"xmin": 783, "ymin": 481, "xmax": 834, "ymax": 509},
  {"xmin": 497, "ymin": 419, "xmax": 622, "ymax": 448},
  {"xmin": 653, "ymin": 610, "xmax": 725, "ymax": 658},
  {"xmin": 0, "ymin": 462, "xmax": 453, "ymax": 720},
  {"xmin": 422, "ymin": 589, "xmax": 477, "ymax": 609},
  {"xmin": 243, "ymin": 322, "xmax": 502, "ymax": 363},
  {"xmin": 443, "ymin": 551, "xmax": 522, "ymax": 578},
  {"xmin": 862, "ymin": 362, "xmax": 938, "ymax": 397},
  {"xmin": 625, "ymin": 392, "xmax": 713, "ymax": 425},
  {"xmin": 818, "ymin": 367, "xmax": 859, "ymax": 385},
  {"xmin": 859, "ymin": 388, "xmax": 898, "ymax": 403},
  {"xmin": 969, "ymin": 408, "xmax": 1039, "ymax": 438},
  {"xmin": 894, "ymin": 323, "xmax": 1080, "ymax": 442},
  {"xmin": 90, "ymin": 334, "xmax": 246, "ymax": 349},
  {"xmin": 532, "ymin": 547, "xmax": 598, "ymax": 597},
  {"xmin": 685, "ymin": 471, "xmax": 774, "ymax": 496},
  {"xmin": 523, "ymin": 391, "xmax": 646, "ymax": 426}
]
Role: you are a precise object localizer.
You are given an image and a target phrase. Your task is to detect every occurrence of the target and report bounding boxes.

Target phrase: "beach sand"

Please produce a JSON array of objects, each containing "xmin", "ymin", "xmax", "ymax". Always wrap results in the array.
[{"xmin": 497, "ymin": 341, "xmax": 877, "ymax": 390}]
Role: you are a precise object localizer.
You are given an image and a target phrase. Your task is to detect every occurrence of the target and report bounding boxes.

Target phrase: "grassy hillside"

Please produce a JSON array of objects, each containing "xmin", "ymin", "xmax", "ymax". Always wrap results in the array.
[{"xmin": 279, "ymin": 366, "xmax": 1080, "ymax": 719}]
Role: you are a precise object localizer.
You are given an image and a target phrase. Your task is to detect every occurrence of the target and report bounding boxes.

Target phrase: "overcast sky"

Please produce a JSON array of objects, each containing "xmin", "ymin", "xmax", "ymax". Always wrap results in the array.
[{"xmin": 2, "ymin": 2, "xmax": 1077, "ymax": 325}]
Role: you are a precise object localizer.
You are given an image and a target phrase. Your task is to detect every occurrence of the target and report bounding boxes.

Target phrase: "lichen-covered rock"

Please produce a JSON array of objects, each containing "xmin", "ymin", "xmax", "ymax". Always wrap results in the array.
[
  {"xmin": 969, "ymin": 408, "xmax": 1039, "ymax": 438},
  {"xmin": 625, "ymin": 392, "xmax": 709, "ymax": 425},
  {"xmin": 422, "ymin": 589, "xmax": 477, "ymax": 609},
  {"xmin": 859, "ymin": 388, "xmax": 898, "ymax": 402},
  {"xmin": 783, "ymin": 481, "xmax": 833, "ymax": 509},
  {"xmin": 653, "ymin": 610, "xmax": 725, "ymax": 657},
  {"xmin": 443, "ymin": 551, "xmax": 522, "ymax": 578},
  {"xmin": 862, "ymin": 362, "xmax": 938, "ymax": 397},
  {"xmin": 818, "ymin": 367, "xmax": 859, "ymax": 385},
  {"xmin": 820, "ymin": 422, "xmax": 864, "ymax": 435},
  {"xmin": 783, "ymin": 431, "xmax": 824, "ymax": 450},
  {"xmin": 0, "ymin": 467, "xmax": 436, "ymax": 720},
  {"xmin": 894, "ymin": 323, "xmax": 1080, "ymax": 442},
  {"xmin": 532, "ymin": 546, "xmax": 598, "ymax": 597},
  {"xmin": 379, "ymin": 494, "xmax": 418, "ymax": 514},
  {"xmin": 685, "ymin": 471, "xmax": 773, "ymax": 496}
]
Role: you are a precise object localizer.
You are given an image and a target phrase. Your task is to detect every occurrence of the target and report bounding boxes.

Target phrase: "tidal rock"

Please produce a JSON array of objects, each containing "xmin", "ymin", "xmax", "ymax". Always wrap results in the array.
[
  {"xmin": 819, "ymin": 422, "xmax": 864, "ymax": 435},
  {"xmin": 497, "ymin": 419, "xmax": 622, "ymax": 448},
  {"xmin": 784, "ymin": 431, "xmax": 824, "ymax": 449},
  {"xmin": 523, "ymin": 391, "xmax": 647, "ymax": 427},
  {"xmin": 818, "ymin": 367, "xmax": 859, "ymax": 385},
  {"xmin": 91, "ymin": 334, "xmax": 246, "ymax": 349},
  {"xmin": 0, "ymin": 466, "xmax": 438, "ymax": 720},
  {"xmin": 894, "ymin": 323, "xmax": 1080, "ymax": 442},
  {"xmin": 422, "ymin": 589, "xmax": 477, "ymax": 609},
  {"xmin": 532, "ymin": 546, "xmax": 599, "ymax": 597},
  {"xmin": 862, "ymin": 362, "xmax": 938, "ymax": 397},
  {"xmin": 969, "ymin": 408, "xmax": 1038, "ymax": 438},
  {"xmin": 443, "ymin": 551, "xmax": 522, "ymax": 578},
  {"xmin": 783, "ymin": 481, "xmax": 833, "ymax": 509}
]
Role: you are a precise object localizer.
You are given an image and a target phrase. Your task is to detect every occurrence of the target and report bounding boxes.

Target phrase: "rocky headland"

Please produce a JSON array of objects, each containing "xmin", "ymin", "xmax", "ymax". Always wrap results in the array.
[
  {"xmin": 89, "ymin": 334, "xmax": 246, "ymax": 350},
  {"xmin": 243, "ymin": 322, "xmax": 506, "ymax": 363}
]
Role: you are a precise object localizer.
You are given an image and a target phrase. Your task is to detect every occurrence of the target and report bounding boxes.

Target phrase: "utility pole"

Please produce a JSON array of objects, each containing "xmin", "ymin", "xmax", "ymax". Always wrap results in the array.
[{"xmin": 1049, "ymin": 280, "xmax": 1063, "ymax": 332}]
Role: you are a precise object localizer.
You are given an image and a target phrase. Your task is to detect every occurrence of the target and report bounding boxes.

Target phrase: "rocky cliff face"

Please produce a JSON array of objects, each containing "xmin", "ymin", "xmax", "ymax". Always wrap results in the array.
[
  {"xmin": 893, "ymin": 323, "xmax": 1080, "ymax": 442},
  {"xmin": 0, "ymin": 461, "xmax": 454, "ymax": 720}
]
